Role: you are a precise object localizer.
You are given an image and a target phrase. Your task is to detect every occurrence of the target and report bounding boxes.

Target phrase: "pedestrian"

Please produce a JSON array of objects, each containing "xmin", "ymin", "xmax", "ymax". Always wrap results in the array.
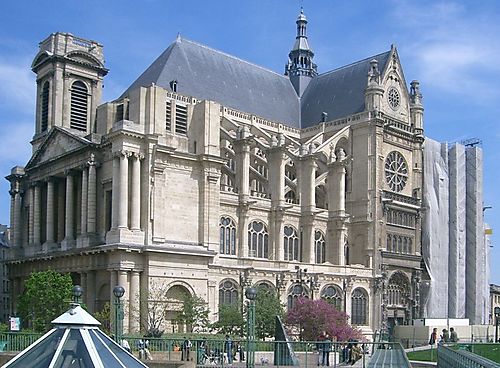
[
  {"xmin": 121, "ymin": 339, "xmax": 131, "ymax": 353},
  {"xmin": 429, "ymin": 328, "xmax": 438, "ymax": 346},
  {"xmin": 322, "ymin": 333, "xmax": 331, "ymax": 367},
  {"xmin": 182, "ymin": 337, "xmax": 192, "ymax": 361},
  {"xmin": 225, "ymin": 334, "xmax": 233, "ymax": 364},
  {"xmin": 440, "ymin": 329, "xmax": 449, "ymax": 343},
  {"xmin": 449, "ymin": 327, "xmax": 459, "ymax": 342},
  {"xmin": 316, "ymin": 331, "xmax": 325, "ymax": 366}
]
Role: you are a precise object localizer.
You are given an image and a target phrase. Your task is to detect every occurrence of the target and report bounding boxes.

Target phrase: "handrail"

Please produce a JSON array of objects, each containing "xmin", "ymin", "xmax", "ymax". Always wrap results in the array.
[{"xmin": 437, "ymin": 343, "xmax": 500, "ymax": 368}]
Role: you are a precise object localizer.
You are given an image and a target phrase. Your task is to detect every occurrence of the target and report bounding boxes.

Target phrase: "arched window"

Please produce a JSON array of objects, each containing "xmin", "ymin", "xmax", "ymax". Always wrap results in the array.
[
  {"xmin": 351, "ymin": 288, "xmax": 368, "ymax": 325},
  {"xmin": 41, "ymin": 81, "xmax": 49, "ymax": 132},
  {"xmin": 387, "ymin": 272, "xmax": 410, "ymax": 307},
  {"xmin": 70, "ymin": 80, "xmax": 88, "ymax": 131},
  {"xmin": 219, "ymin": 279, "xmax": 239, "ymax": 306},
  {"xmin": 315, "ymin": 230, "xmax": 326, "ymax": 264},
  {"xmin": 321, "ymin": 285, "xmax": 343, "ymax": 311},
  {"xmin": 248, "ymin": 221, "xmax": 269, "ymax": 258},
  {"xmin": 284, "ymin": 225, "xmax": 299, "ymax": 261},
  {"xmin": 287, "ymin": 283, "xmax": 308, "ymax": 310},
  {"xmin": 220, "ymin": 217, "xmax": 236, "ymax": 255}
]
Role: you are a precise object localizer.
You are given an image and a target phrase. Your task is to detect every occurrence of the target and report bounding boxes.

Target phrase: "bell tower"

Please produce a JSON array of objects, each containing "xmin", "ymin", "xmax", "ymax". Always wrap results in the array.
[
  {"xmin": 31, "ymin": 33, "xmax": 108, "ymax": 142},
  {"xmin": 285, "ymin": 9, "xmax": 318, "ymax": 97}
]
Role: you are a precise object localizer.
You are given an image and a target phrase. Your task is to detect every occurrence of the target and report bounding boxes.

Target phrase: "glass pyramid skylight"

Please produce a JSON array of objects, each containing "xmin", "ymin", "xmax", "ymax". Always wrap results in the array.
[{"xmin": 2, "ymin": 304, "xmax": 148, "ymax": 368}]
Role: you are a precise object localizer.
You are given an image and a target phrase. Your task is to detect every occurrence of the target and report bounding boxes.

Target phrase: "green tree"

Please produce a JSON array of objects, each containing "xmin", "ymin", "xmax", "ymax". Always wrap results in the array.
[
  {"xmin": 211, "ymin": 304, "xmax": 245, "ymax": 336},
  {"xmin": 94, "ymin": 302, "xmax": 111, "ymax": 335},
  {"xmin": 255, "ymin": 287, "xmax": 284, "ymax": 339},
  {"xmin": 175, "ymin": 294, "xmax": 210, "ymax": 333},
  {"xmin": 17, "ymin": 270, "xmax": 73, "ymax": 332}
]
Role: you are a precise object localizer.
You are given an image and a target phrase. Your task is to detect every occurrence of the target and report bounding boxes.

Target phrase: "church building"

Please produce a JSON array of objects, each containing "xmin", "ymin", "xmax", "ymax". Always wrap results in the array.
[{"xmin": 7, "ymin": 10, "xmax": 431, "ymax": 335}]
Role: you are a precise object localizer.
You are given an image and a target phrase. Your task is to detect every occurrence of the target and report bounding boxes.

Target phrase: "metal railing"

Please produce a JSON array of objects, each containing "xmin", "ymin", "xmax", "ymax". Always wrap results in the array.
[
  {"xmin": 437, "ymin": 344, "xmax": 500, "ymax": 368},
  {"xmin": 0, "ymin": 332, "xmax": 412, "ymax": 368}
]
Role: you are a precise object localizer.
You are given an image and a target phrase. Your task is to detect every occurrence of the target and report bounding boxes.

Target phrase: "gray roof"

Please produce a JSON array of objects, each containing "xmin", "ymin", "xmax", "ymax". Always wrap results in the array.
[
  {"xmin": 122, "ymin": 37, "xmax": 301, "ymax": 127},
  {"xmin": 122, "ymin": 37, "xmax": 392, "ymax": 129},
  {"xmin": 301, "ymin": 51, "xmax": 391, "ymax": 127}
]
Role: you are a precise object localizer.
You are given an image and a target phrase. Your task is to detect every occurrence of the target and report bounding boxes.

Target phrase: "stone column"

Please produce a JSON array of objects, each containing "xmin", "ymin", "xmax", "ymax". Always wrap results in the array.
[
  {"xmin": 87, "ymin": 154, "xmax": 97, "ymax": 234},
  {"xmin": 234, "ymin": 136, "xmax": 251, "ymax": 202},
  {"xmin": 80, "ymin": 272, "xmax": 87, "ymax": 304},
  {"xmin": 118, "ymin": 270, "xmax": 129, "ymax": 333},
  {"xmin": 110, "ymin": 270, "xmax": 118, "ymax": 328},
  {"xmin": 300, "ymin": 153, "xmax": 317, "ymax": 264},
  {"xmin": 45, "ymin": 178, "xmax": 55, "ymax": 247},
  {"xmin": 237, "ymin": 205, "xmax": 250, "ymax": 258},
  {"xmin": 28, "ymin": 186, "xmax": 34, "ymax": 245},
  {"xmin": 129, "ymin": 271, "xmax": 141, "ymax": 333},
  {"xmin": 326, "ymin": 149, "xmax": 348, "ymax": 265},
  {"xmin": 118, "ymin": 150, "xmax": 130, "ymax": 229},
  {"xmin": 62, "ymin": 171, "xmax": 75, "ymax": 249},
  {"xmin": 130, "ymin": 153, "xmax": 142, "ymax": 231},
  {"xmin": 57, "ymin": 181, "xmax": 65, "ymax": 243},
  {"xmin": 111, "ymin": 154, "xmax": 120, "ymax": 229},
  {"xmin": 80, "ymin": 167, "xmax": 88, "ymax": 236},
  {"xmin": 33, "ymin": 183, "xmax": 41, "ymax": 246},
  {"xmin": 12, "ymin": 189, "xmax": 22, "ymax": 248},
  {"xmin": 86, "ymin": 270, "xmax": 96, "ymax": 313}
]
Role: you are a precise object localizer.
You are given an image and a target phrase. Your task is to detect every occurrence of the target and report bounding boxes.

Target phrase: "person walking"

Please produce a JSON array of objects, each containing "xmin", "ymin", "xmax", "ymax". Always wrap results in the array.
[
  {"xmin": 181, "ymin": 337, "xmax": 192, "ymax": 361},
  {"xmin": 316, "ymin": 331, "xmax": 325, "ymax": 366},
  {"xmin": 429, "ymin": 328, "xmax": 438, "ymax": 346},
  {"xmin": 225, "ymin": 335, "xmax": 233, "ymax": 364},
  {"xmin": 322, "ymin": 333, "xmax": 332, "ymax": 367}
]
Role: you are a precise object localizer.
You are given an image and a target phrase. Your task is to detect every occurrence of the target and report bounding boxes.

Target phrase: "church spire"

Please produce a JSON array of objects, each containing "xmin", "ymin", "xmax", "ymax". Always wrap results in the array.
[{"xmin": 285, "ymin": 8, "xmax": 318, "ymax": 97}]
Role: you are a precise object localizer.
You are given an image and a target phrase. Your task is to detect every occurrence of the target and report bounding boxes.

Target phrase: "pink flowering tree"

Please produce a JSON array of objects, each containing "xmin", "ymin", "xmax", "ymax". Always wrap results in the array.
[{"xmin": 285, "ymin": 297, "xmax": 362, "ymax": 341}]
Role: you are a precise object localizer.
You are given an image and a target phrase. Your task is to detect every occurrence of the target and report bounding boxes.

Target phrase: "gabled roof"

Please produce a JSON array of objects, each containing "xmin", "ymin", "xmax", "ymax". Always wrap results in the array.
[
  {"xmin": 122, "ymin": 37, "xmax": 301, "ymax": 127},
  {"xmin": 25, "ymin": 127, "xmax": 95, "ymax": 170},
  {"xmin": 300, "ymin": 51, "xmax": 391, "ymax": 127},
  {"xmin": 122, "ymin": 36, "xmax": 393, "ymax": 129}
]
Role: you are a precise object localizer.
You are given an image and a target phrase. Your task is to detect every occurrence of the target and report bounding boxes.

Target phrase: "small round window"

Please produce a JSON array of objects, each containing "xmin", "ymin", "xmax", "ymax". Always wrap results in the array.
[
  {"xmin": 388, "ymin": 88, "xmax": 400, "ymax": 110},
  {"xmin": 385, "ymin": 151, "xmax": 408, "ymax": 192}
]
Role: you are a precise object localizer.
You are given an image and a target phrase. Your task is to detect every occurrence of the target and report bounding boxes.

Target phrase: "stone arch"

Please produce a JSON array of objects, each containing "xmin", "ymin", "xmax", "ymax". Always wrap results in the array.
[
  {"xmin": 387, "ymin": 271, "xmax": 411, "ymax": 307},
  {"xmin": 164, "ymin": 283, "xmax": 192, "ymax": 334}
]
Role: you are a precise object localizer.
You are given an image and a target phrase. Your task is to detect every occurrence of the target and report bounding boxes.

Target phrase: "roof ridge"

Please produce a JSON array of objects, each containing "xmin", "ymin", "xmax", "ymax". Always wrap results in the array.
[
  {"xmin": 177, "ymin": 36, "xmax": 289, "ymax": 79},
  {"xmin": 317, "ymin": 50, "xmax": 391, "ymax": 77}
]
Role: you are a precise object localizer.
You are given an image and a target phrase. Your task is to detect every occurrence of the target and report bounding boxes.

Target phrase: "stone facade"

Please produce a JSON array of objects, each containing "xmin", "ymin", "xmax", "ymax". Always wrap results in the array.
[
  {"xmin": 0, "ymin": 225, "xmax": 9, "ymax": 323},
  {"xmin": 6, "ymin": 14, "xmax": 429, "ymax": 335}
]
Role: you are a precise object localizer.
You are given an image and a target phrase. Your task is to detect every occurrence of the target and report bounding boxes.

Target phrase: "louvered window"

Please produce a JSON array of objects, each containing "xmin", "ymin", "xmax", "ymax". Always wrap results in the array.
[
  {"xmin": 41, "ymin": 81, "xmax": 49, "ymax": 132},
  {"xmin": 70, "ymin": 81, "xmax": 88, "ymax": 131},
  {"xmin": 165, "ymin": 100, "xmax": 172, "ymax": 131},
  {"xmin": 175, "ymin": 104, "xmax": 188, "ymax": 134}
]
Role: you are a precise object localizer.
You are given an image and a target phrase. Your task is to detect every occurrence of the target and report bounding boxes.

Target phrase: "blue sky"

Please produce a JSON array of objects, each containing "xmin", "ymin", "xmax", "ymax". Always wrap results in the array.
[{"xmin": 0, "ymin": 0, "xmax": 498, "ymax": 283}]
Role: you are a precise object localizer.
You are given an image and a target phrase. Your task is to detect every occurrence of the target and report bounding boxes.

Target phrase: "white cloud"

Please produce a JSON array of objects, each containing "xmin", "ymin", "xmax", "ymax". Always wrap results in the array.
[
  {"xmin": 390, "ymin": 1, "xmax": 500, "ymax": 104},
  {"xmin": 0, "ymin": 60, "xmax": 36, "ymax": 114}
]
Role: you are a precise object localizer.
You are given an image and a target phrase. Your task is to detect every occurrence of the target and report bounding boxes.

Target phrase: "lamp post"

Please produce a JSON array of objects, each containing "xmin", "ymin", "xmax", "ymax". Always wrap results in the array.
[
  {"xmin": 245, "ymin": 287, "xmax": 257, "ymax": 368},
  {"xmin": 494, "ymin": 307, "xmax": 500, "ymax": 343},
  {"xmin": 113, "ymin": 285, "xmax": 125, "ymax": 343},
  {"xmin": 72, "ymin": 285, "xmax": 83, "ymax": 304}
]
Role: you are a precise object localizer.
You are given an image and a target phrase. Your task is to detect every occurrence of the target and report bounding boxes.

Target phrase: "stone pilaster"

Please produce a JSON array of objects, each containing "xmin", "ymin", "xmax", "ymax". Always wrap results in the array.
[
  {"xmin": 118, "ymin": 150, "xmax": 130, "ymax": 229},
  {"xmin": 87, "ymin": 154, "xmax": 97, "ymax": 234},
  {"xmin": 86, "ymin": 270, "xmax": 96, "ymax": 313},
  {"xmin": 80, "ymin": 166, "xmax": 88, "ymax": 235},
  {"xmin": 299, "ymin": 153, "xmax": 317, "ymax": 264},
  {"xmin": 118, "ymin": 270, "xmax": 129, "ymax": 334},
  {"xmin": 234, "ymin": 130, "xmax": 251, "ymax": 202},
  {"xmin": 28, "ymin": 186, "xmax": 34, "ymax": 246},
  {"xmin": 111, "ymin": 154, "xmax": 120, "ymax": 229}
]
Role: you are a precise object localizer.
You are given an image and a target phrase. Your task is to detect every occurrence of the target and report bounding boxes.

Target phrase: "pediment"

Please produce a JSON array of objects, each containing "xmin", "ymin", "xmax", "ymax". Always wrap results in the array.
[{"xmin": 26, "ymin": 127, "xmax": 92, "ymax": 169}]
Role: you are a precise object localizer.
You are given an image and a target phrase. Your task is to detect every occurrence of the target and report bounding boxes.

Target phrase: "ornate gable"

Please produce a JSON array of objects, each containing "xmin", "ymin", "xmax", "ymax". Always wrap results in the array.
[{"xmin": 26, "ymin": 127, "xmax": 93, "ymax": 169}]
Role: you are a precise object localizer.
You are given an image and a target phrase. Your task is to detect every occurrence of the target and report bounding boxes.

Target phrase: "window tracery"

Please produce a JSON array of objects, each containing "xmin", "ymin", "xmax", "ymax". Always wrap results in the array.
[
  {"xmin": 248, "ymin": 221, "xmax": 269, "ymax": 258},
  {"xmin": 220, "ymin": 216, "xmax": 236, "ymax": 255}
]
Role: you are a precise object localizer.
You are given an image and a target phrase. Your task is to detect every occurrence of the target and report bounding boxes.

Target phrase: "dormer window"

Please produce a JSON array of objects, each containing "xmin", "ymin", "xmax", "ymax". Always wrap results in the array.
[{"xmin": 169, "ymin": 80, "xmax": 178, "ymax": 92}]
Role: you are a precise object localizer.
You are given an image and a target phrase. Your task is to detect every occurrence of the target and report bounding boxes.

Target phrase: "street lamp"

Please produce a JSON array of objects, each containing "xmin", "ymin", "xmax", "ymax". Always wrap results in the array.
[
  {"xmin": 113, "ymin": 285, "xmax": 125, "ymax": 343},
  {"xmin": 72, "ymin": 285, "xmax": 83, "ymax": 304},
  {"xmin": 494, "ymin": 307, "xmax": 500, "ymax": 343},
  {"xmin": 245, "ymin": 287, "xmax": 257, "ymax": 368}
]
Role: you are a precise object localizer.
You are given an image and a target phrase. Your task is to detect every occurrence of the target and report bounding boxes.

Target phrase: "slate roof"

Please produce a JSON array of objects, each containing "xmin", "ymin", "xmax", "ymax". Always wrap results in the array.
[
  {"xmin": 122, "ymin": 36, "xmax": 392, "ymax": 129},
  {"xmin": 122, "ymin": 37, "xmax": 301, "ymax": 127},
  {"xmin": 301, "ymin": 51, "xmax": 391, "ymax": 127}
]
